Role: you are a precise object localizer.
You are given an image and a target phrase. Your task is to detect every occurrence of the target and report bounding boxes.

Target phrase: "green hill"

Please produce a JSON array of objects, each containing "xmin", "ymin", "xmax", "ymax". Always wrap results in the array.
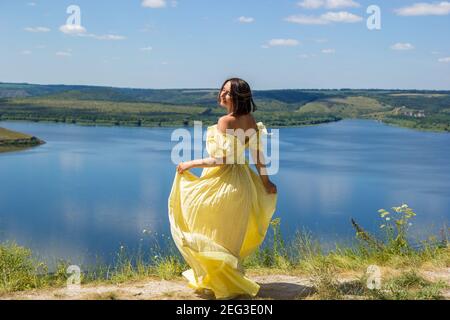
[
  {"xmin": 1, "ymin": 83, "xmax": 449, "ymax": 131},
  {"xmin": 297, "ymin": 96, "xmax": 390, "ymax": 117}
]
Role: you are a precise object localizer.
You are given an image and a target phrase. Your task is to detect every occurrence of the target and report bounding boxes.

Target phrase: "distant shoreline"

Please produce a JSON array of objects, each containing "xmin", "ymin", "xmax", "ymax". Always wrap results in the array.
[
  {"xmin": 0, "ymin": 116, "xmax": 342, "ymax": 130},
  {"xmin": 1, "ymin": 116, "xmax": 449, "ymax": 134}
]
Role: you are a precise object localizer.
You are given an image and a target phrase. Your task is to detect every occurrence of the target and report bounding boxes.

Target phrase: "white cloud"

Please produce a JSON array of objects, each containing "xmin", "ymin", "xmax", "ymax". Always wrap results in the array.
[
  {"xmin": 395, "ymin": 2, "xmax": 450, "ymax": 16},
  {"xmin": 265, "ymin": 39, "xmax": 300, "ymax": 47},
  {"xmin": 238, "ymin": 16, "xmax": 255, "ymax": 23},
  {"xmin": 322, "ymin": 48, "xmax": 336, "ymax": 54},
  {"xmin": 297, "ymin": 0, "xmax": 360, "ymax": 9},
  {"xmin": 390, "ymin": 43, "xmax": 415, "ymax": 50},
  {"xmin": 59, "ymin": 24, "xmax": 86, "ymax": 35},
  {"xmin": 298, "ymin": 0, "xmax": 324, "ymax": 9},
  {"xmin": 56, "ymin": 51, "xmax": 72, "ymax": 57},
  {"xmin": 24, "ymin": 26, "xmax": 50, "ymax": 32},
  {"xmin": 60, "ymin": 19, "xmax": 125, "ymax": 41},
  {"xmin": 60, "ymin": 23, "xmax": 125, "ymax": 41},
  {"xmin": 325, "ymin": 0, "xmax": 360, "ymax": 8},
  {"xmin": 21, "ymin": 50, "xmax": 32, "ymax": 55},
  {"xmin": 27, "ymin": 2, "xmax": 37, "ymax": 6},
  {"xmin": 285, "ymin": 11, "xmax": 363, "ymax": 25},
  {"xmin": 141, "ymin": 46, "xmax": 153, "ymax": 51},
  {"xmin": 286, "ymin": 15, "xmax": 329, "ymax": 24},
  {"xmin": 321, "ymin": 11, "xmax": 363, "ymax": 22},
  {"xmin": 142, "ymin": 0, "xmax": 167, "ymax": 8},
  {"xmin": 438, "ymin": 57, "xmax": 450, "ymax": 63},
  {"xmin": 91, "ymin": 34, "xmax": 126, "ymax": 41}
]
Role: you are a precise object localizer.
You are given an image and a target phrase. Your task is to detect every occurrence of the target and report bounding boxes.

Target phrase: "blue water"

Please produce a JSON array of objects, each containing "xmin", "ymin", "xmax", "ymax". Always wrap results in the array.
[{"xmin": 0, "ymin": 119, "xmax": 449, "ymax": 265}]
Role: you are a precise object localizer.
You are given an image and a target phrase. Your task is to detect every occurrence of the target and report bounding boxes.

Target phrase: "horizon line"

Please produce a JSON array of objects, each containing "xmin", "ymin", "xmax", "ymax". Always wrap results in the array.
[{"xmin": 1, "ymin": 81, "xmax": 449, "ymax": 92}]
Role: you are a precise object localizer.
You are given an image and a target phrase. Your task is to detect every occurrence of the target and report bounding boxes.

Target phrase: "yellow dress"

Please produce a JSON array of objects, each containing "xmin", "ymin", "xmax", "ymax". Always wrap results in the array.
[{"xmin": 168, "ymin": 122, "xmax": 277, "ymax": 299}]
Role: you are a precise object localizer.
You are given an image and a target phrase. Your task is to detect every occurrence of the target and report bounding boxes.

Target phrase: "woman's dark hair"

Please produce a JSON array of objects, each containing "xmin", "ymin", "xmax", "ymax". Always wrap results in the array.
[{"xmin": 218, "ymin": 78, "xmax": 257, "ymax": 116}]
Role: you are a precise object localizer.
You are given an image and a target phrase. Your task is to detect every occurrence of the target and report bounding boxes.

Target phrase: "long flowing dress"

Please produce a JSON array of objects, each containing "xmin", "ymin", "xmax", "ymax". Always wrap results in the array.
[{"xmin": 168, "ymin": 122, "xmax": 278, "ymax": 299}]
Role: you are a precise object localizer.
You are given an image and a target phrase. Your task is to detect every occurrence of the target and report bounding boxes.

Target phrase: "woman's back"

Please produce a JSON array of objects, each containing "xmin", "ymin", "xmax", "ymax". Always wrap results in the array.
[
  {"xmin": 219, "ymin": 113, "xmax": 258, "ymax": 146},
  {"xmin": 230, "ymin": 113, "xmax": 257, "ymax": 131}
]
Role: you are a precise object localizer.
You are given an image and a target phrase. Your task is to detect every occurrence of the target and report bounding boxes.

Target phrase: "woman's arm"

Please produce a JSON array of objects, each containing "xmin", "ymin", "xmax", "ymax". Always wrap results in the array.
[
  {"xmin": 176, "ymin": 156, "xmax": 227, "ymax": 174},
  {"xmin": 177, "ymin": 117, "xmax": 232, "ymax": 174},
  {"xmin": 250, "ymin": 143, "xmax": 277, "ymax": 194}
]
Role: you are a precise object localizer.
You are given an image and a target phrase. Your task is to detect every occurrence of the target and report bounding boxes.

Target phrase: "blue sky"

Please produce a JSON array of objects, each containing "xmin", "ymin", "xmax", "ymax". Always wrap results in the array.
[{"xmin": 1, "ymin": 0, "xmax": 449, "ymax": 90}]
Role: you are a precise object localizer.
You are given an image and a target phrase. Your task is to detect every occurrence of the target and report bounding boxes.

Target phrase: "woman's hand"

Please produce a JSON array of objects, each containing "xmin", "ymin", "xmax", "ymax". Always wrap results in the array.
[
  {"xmin": 263, "ymin": 180, "xmax": 277, "ymax": 194},
  {"xmin": 176, "ymin": 162, "xmax": 192, "ymax": 174}
]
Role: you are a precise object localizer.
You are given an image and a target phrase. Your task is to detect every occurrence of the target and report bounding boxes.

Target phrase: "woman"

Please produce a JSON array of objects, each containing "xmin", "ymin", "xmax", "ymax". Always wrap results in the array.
[{"xmin": 168, "ymin": 78, "xmax": 278, "ymax": 299}]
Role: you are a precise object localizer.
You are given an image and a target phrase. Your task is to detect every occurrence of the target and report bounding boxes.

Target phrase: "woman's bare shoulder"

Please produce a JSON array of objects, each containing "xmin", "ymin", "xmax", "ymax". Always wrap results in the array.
[
  {"xmin": 218, "ymin": 114, "xmax": 257, "ymax": 133},
  {"xmin": 217, "ymin": 115, "xmax": 234, "ymax": 133}
]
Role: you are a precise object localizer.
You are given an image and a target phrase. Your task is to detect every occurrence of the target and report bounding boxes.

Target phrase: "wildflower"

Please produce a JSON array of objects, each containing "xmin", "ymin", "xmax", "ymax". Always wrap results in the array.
[
  {"xmin": 142, "ymin": 229, "xmax": 147, "ymax": 234},
  {"xmin": 380, "ymin": 211, "xmax": 390, "ymax": 218},
  {"xmin": 270, "ymin": 218, "xmax": 281, "ymax": 226},
  {"xmin": 385, "ymin": 217, "xmax": 391, "ymax": 221}
]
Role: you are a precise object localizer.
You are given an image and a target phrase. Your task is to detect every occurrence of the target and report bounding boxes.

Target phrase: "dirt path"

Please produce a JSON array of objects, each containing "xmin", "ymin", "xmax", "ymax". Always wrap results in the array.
[
  {"xmin": 0, "ymin": 274, "xmax": 314, "ymax": 300},
  {"xmin": 1, "ymin": 269, "xmax": 449, "ymax": 300}
]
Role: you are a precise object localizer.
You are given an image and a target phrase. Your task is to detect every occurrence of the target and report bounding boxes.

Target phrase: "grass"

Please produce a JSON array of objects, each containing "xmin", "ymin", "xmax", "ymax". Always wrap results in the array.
[
  {"xmin": 0, "ymin": 127, "xmax": 45, "ymax": 152},
  {"xmin": 0, "ymin": 127, "xmax": 33, "ymax": 140},
  {"xmin": 377, "ymin": 115, "xmax": 450, "ymax": 133},
  {"xmin": 296, "ymin": 96, "xmax": 389, "ymax": 118},
  {"xmin": 7, "ymin": 98, "xmax": 208, "ymax": 114},
  {"xmin": 0, "ymin": 204, "xmax": 449, "ymax": 299},
  {"xmin": 373, "ymin": 270, "xmax": 448, "ymax": 300}
]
